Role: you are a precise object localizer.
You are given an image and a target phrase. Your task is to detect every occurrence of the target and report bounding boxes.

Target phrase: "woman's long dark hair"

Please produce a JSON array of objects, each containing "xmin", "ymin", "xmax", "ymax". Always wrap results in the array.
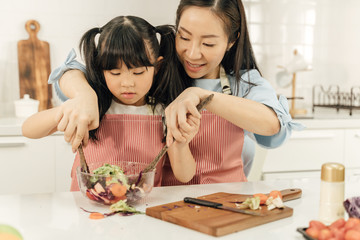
[
  {"xmin": 79, "ymin": 16, "xmax": 185, "ymax": 140},
  {"xmin": 175, "ymin": 0, "xmax": 261, "ymax": 92}
]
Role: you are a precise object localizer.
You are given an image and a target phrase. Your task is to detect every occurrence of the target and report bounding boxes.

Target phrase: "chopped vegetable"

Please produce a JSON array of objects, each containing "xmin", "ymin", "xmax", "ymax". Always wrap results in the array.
[
  {"xmin": 89, "ymin": 212, "xmax": 105, "ymax": 220},
  {"xmin": 110, "ymin": 200, "xmax": 143, "ymax": 214},
  {"xmin": 91, "ymin": 163, "xmax": 129, "ymax": 188},
  {"xmin": 109, "ymin": 183, "xmax": 127, "ymax": 197},
  {"xmin": 253, "ymin": 193, "xmax": 268, "ymax": 205},
  {"xmin": 266, "ymin": 196, "xmax": 284, "ymax": 211},
  {"xmin": 269, "ymin": 190, "xmax": 282, "ymax": 200},
  {"xmin": 235, "ymin": 196, "xmax": 261, "ymax": 210}
]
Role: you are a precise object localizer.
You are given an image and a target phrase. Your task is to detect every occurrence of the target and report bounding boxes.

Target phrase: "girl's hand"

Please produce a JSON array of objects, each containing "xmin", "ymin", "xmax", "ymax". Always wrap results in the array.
[
  {"xmin": 165, "ymin": 87, "xmax": 204, "ymax": 146},
  {"xmin": 55, "ymin": 93, "xmax": 99, "ymax": 152}
]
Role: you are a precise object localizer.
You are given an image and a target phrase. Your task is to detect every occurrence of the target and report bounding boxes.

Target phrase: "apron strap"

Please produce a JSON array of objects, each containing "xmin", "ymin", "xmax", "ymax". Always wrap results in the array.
[{"xmin": 220, "ymin": 65, "xmax": 232, "ymax": 95}]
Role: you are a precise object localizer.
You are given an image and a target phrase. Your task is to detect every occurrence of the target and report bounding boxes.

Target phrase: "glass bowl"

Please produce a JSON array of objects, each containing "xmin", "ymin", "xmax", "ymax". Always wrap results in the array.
[{"xmin": 77, "ymin": 162, "xmax": 155, "ymax": 205}]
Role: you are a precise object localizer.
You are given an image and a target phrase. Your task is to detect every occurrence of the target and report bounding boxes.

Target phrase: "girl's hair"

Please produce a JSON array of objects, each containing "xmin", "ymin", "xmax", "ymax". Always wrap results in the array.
[
  {"xmin": 80, "ymin": 16, "xmax": 186, "ymax": 140},
  {"xmin": 175, "ymin": 0, "xmax": 261, "ymax": 92}
]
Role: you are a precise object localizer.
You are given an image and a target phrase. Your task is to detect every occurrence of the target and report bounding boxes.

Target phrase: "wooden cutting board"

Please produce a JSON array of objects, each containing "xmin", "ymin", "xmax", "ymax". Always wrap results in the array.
[
  {"xmin": 17, "ymin": 20, "xmax": 52, "ymax": 111},
  {"xmin": 146, "ymin": 188, "xmax": 302, "ymax": 237}
]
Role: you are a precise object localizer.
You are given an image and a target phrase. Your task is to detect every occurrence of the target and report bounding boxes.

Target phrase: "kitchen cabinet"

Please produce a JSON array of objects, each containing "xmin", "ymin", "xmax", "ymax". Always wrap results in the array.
[
  {"xmin": 262, "ymin": 118, "xmax": 360, "ymax": 181},
  {"xmin": 0, "ymin": 132, "xmax": 74, "ymax": 194},
  {"xmin": 0, "ymin": 136, "xmax": 56, "ymax": 194}
]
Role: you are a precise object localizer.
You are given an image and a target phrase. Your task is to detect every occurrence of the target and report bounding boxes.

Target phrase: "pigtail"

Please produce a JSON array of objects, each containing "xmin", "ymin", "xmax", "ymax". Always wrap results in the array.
[
  {"xmin": 79, "ymin": 27, "xmax": 112, "ymax": 141},
  {"xmin": 150, "ymin": 25, "xmax": 190, "ymax": 106}
]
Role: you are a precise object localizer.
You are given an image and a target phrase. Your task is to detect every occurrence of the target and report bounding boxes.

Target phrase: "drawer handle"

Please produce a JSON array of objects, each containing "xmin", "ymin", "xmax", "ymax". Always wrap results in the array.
[
  {"xmin": 291, "ymin": 133, "xmax": 335, "ymax": 140},
  {"xmin": 0, "ymin": 142, "xmax": 26, "ymax": 147},
  {"xmin": 355, "ymin": 133, "xmax": 360, "ymax": 138}
]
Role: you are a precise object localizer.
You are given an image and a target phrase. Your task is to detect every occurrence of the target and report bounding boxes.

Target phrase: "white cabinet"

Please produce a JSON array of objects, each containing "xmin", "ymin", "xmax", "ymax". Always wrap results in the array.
[
  {"xmin": 54, "ymin": 136, "xmax": 75, "ymax": 192},
  {"xmin": 261, "ymin": 118, "xmax": 360, "ymax": 181},
  {"xmin": 344, "ymin": 129, "xmax": 360, "ymax": 168},
  {"xmin": 263, "ymin": 129, "xmax": 344, "ymax": 172},
  {"xmin": 0, "ymin": 136, "xmax": 56, "ymax": 194},
  {"xmin": 0, "ymin": 134, "xmax": 75, "ymax": 194}
]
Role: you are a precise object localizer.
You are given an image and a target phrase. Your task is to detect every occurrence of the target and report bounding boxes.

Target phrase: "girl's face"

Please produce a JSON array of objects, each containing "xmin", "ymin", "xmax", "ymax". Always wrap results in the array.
[
  {"xmin": 176, "ymin": 6, "xmax": 233, "ymax": 79},
  {"xmin": 104, "ymin": 63, "xmax": 154, "ymax": 106}
]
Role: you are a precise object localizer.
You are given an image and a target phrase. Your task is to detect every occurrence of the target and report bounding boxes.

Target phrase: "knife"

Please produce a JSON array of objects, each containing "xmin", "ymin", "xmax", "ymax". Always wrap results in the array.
[{"xmin": 184, "ymin": 197, "xmax": 264, "ymax": 216}]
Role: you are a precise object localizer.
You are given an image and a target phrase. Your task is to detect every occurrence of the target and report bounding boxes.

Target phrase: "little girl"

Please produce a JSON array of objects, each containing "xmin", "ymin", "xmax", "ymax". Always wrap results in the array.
[{"xmin": 22, "ymin": 16, "xmax": 199, "ymax": 190}]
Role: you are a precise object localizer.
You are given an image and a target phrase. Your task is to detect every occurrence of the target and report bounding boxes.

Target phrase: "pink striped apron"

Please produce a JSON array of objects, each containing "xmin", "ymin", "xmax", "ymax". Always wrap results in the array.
[
  {"xmin": 161, "ymin": 66, "xmax": 247, "ymax": 186},
  {"xmin": 70, "ymin": 114, "xmax": 165, "ymax": 191}
]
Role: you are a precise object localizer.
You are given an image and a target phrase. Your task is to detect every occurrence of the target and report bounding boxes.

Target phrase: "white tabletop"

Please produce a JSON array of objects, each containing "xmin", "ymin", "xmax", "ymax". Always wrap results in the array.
[{"xmin": 0, "ymin": 177, "xmax": 359, "ymax": 240}]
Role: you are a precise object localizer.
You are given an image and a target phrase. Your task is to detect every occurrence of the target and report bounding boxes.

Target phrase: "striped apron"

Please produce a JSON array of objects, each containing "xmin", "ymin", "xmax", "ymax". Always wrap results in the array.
[
  {"xmin": 161, "ymin": 66, "xmax": 247, "ymax": 185},
  {"xmin": 70, "ymin": 114, "xmax": 164, "ymax": 191}
]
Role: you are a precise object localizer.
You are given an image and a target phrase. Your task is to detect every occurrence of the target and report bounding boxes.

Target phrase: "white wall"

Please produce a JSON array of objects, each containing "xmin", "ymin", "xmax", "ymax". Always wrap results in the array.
[
  {"xmin": 1, "ymin": 0, "xmax": 360, "ymax": 117},
  {"xmin": 0, "ymin": 0, "xmax": 177, "ymax": 117},
  {"xmin": 244, "ymin": 0, "xmax": 360, "ymax": 111}
]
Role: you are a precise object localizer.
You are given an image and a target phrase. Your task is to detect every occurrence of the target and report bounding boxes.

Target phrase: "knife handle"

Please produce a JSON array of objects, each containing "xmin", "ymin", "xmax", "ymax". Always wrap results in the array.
[{"xmin": 184, "ymin": 197, "xmax": 222, "ymax": 208}]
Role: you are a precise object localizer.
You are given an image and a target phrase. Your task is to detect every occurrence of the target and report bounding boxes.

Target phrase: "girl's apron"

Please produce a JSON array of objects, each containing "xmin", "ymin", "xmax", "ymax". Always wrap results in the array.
[
  {"xmin": 161, "ymin": 67, "xmax": 247, "ymax": 186},
  {"xmin": 70, "ymin": 114, "xmax": 165, "ymax": 191}
]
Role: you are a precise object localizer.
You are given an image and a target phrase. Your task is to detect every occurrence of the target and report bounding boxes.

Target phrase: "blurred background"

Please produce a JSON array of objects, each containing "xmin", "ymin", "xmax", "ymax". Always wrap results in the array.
[{"xmin": 1, "ymin": 0, "xmax": 359, "ymax": 117}]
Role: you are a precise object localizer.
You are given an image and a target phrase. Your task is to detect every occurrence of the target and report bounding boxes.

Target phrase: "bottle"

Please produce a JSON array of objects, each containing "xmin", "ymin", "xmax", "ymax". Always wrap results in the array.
[{"xmin": 319, "ymin": 162, "xmax": 345, "ymax": 224}]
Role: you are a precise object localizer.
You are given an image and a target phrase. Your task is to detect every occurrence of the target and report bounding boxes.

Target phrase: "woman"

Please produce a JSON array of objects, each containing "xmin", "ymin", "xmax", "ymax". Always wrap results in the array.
[{"xmin": 48, "ymin": 0, "xmax": 302, "ymax": 185}]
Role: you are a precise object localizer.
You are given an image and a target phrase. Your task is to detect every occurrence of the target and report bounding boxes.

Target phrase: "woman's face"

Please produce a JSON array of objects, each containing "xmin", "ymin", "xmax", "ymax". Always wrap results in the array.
[
  {"xmin": 176, "ymin": 6, "xmax": 232, "ymax": 79},
  {"xmin": 103, "ymin": 62, "xmax": 154, "ymax": 106}
]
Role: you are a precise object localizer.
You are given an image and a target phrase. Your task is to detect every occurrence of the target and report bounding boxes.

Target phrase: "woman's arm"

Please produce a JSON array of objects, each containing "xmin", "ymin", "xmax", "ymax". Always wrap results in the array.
[
  {"xmin": 166, "ymin": 115, "xmax": 199, "ymax": 183},
  {"xmin": 165, "ymin": 86, "xmax": 280, "ymax": 146},
  {"xmin": 22, "ymin": 107, "xmax": 60, "ymax": 138},
  {"xmin": 55, "ymin": 70, "xmax": 99, "ymax": 152}
]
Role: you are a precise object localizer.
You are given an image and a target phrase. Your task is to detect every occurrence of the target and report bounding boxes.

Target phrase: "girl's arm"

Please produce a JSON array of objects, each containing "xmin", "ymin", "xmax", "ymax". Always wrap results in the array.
[
  {"xmin": 55, "ymin": 70, "xmax": 99, "ymax": 152},
  {"xmin": 22, "ymin": 107, "xmax": 60, "ymax": 138},
  {"xmin": 166, "ymin": 115, "xmax": 199, "ymax": 183},
  {"xmin": 165, "ymin": 87, "xmax": 280, "ymax": 146}
]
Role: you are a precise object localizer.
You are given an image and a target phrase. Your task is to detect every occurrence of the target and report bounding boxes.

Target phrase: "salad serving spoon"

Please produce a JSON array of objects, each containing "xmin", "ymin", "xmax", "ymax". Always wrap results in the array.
[
  {"xmin": 78, "ymin": 144, "xmax": 90, "ymax": 173},
  {"xmin": 141, "ymin": 94, "xmax": 214, "ymax": 174}
]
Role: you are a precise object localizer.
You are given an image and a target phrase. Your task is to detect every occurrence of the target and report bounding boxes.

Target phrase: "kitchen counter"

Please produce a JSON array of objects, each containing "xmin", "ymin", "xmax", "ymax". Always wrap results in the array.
[{"xmin": 1, "ymin": 178, "xmax": 359, "ymax": 240}]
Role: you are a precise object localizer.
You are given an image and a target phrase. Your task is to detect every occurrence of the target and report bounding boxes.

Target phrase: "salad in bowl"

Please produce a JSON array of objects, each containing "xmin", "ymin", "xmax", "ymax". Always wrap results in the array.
[{"xmin": 77, "ymin": 162, "xmax": 155, "ymax": 205}]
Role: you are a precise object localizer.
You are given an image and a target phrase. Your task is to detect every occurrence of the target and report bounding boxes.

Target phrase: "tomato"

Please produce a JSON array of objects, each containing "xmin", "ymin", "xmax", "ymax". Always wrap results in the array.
[
  {"xmin": 344, "ymin": 218, "xmax": 360, "ymax": 231},
  {"xmin": 318, "ymin": 228, "xmax": 333, "ymax": 240},
  {"xmin": 86, "ymin": 190, "xmax": 97, "ymax": 201},
  {"xmin": 330, "ymin": 218, "xmax": 346, "ymax": 230},
  {"xmin": 345, "ymin": 230, "xmax": 360, "ymax": 240},
  {"xmin": 331, "ymin": 227, "xmax": 345, "ymax": 240},
  {"xmin": 310, "ymin": 220, "xmax": 327, "ymax": 231},
  {"xmin": 306, "ymin": 227, "xmax": 320, "ymax": 239}
]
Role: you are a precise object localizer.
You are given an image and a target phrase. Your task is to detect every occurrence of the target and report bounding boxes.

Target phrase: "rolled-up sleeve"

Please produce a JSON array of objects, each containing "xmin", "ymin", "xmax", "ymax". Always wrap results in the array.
[
  {"xmin": 240, "ymin": 70, "xmax": 305, "ymax": 148},
  {"xmin": 48, "ymin": 49, "xmax": 87, "ymax": 102}
]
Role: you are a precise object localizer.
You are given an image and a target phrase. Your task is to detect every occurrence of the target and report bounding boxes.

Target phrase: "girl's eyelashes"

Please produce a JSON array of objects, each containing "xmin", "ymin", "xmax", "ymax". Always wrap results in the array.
[
  {"xmin": 133, "ymin": 71, "xmax": 145, "ymax": 75},
  {"xmin": 203, "ymin": 43, "xmax": 215, "ymax": 47},
  {"xmin": 180, "ymin": 35, "xmax": 190, "ymax": 41},
  {"xmin": 110, "ymin": 71, "xmax": 120, "ymax": 76}
]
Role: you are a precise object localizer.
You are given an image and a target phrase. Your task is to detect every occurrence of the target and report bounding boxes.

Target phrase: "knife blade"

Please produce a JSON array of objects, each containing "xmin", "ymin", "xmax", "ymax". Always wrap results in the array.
[{"xmin": 184, "ymin": 197, "xmax": 264, "ymax": 216}]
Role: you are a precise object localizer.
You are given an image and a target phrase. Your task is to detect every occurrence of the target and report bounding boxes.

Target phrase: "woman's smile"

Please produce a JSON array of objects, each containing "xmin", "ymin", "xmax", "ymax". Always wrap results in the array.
[{"xmin": 185, "ymin": 60, "xmax": 206, "ymax": 73}]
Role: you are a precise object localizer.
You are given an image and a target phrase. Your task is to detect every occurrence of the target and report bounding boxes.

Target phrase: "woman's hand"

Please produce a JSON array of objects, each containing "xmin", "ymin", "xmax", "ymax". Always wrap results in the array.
[
  {"xmin": 179, "ymin": 114, "xmax": 200, "ymax": 144},
  {"xmin": 55, "ymin": 93, "xmax": 99, "ymax": 152},
  {"xmin": 165, "ymin": 87, "xmax": 208, "ymax": 146}
]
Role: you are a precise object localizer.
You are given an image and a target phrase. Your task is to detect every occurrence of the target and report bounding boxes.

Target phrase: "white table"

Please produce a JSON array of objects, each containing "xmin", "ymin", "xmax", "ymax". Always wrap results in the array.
[{"xmin": 0, "ymin": 177, "xmax": 359, "ymax": 240}]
